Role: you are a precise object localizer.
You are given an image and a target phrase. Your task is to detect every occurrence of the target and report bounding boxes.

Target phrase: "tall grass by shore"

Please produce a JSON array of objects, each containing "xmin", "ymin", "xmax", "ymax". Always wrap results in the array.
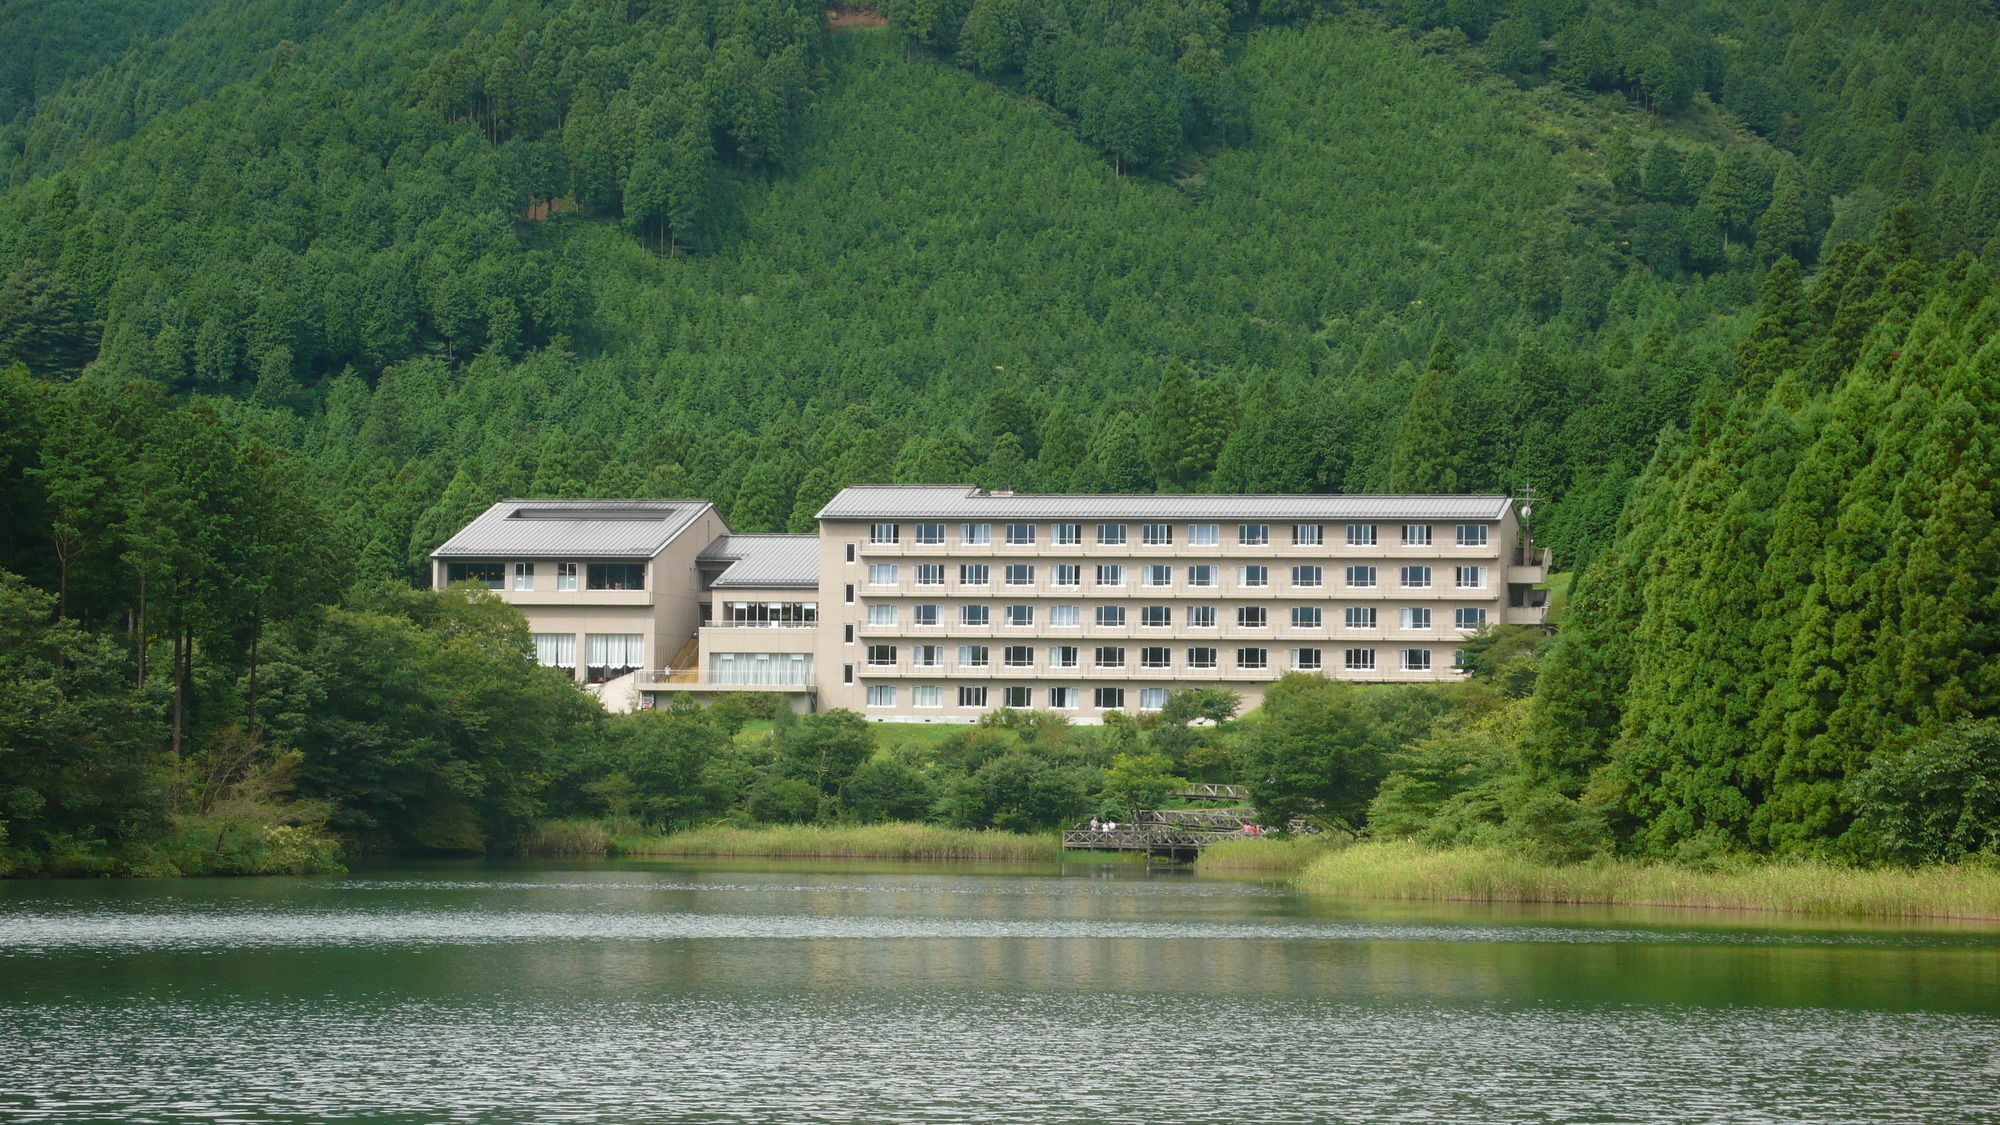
[
  {"xmin": 1296, "ymin": 840, "xmax": 2000, "ymax": 920},
  {"xmin": 1194, "ymin": 835, "xmax": 1341, "ymax": 876},
  {"xmin": 523, "ymin": 819, "xmax": 1059, "ymax": 862}
]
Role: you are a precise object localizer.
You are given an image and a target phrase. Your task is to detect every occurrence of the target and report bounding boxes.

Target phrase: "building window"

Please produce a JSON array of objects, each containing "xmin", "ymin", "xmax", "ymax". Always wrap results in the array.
[
  {"xmin": 914, "ymin": 685, "xmax": 942, "ymax": 708},
  {"xmin": 1187, "ymin": 565, "xmax": 1217, "ymax": 587},
  {"xmin": 1141, "ymin": 564, "xmax": 1172, "ymax": 588},
  {"xmin": 1455, "ymin": 565, "xmax": 1487, "ymax": 589},
  {"xmin": 1455, "ymin": 607, "xmax": 1488, "ymax": 631},
  {"xmin": 1239, "ymin": 524, "xmax": 1270, "ymax": 546},
  {"xmin": 844, "ymin": 624, "xmax": 855, "ymax": 644},
  {"xmin": 531, "ymin": 633, "xmax": 576, "ymax": 670},
  {"xmin": 867, "ymin": 564, "xmax": 898, "ymax": 586},
  {"xmin": 1400, "ymin": 607, "xmax": 1432, "ymax": 630},
  {"xmin": 845, "ymin": 543, "xmax": 857, "ymax": 563},
  {"xmin": 1346, "ymin": 524, "xmax": 1376, "ymax": 547},
  {"xmin": 1004, "ymin": 645, "xmax": 1034, "ymax": 668},
  {"xmin": 1095, "ymin": 564, "xmax": 1125, "ymax": 587},
  {"xmin": 721, "ymin": 601, "xmax": 818, "ymax": 627},
  {"xmin": 1344, "ymin": 648, "xmax": 1376, "ymax": 671},
  {"xmin": 1096, "ymin": 523, "xmax": 1127, "ymax": 546},
  {"xmin": 960, "ymin": 564, "xmax": 990, "ymax": 586},
  {"xmin": 708, "ymin": 650, "xmax": 816, "ymax": 688},
  {"xmin": 1094, "ymin": 646, "xmax": 1125, "ymax": 669},
  {"xmin": 1054, "ymin": 523, "xmax": 1081, "ymax": 546},
  {"xmin": 1237, "ymin": 606, "xmax": 1268, "ymax": 628},
  {"xmin": 1140, "ymin": 646, "xmax": 1172, "ymax": 669},
  {"xmin": 1095, "ymin": 605, "xmax": 1126, "ymax": 627},
  {"xmin": 1140, "ymin": 605, "xmax": 1172, "ymax": 628},
  {"xmin": 1049, "ymin": 686, "xmax": 1077, "ymax": 710},
  {"xmin": 1005, "ymin": 564, "xmax": 1035, "ymax": 587},
  {"xmin": 867, "ymin": 685, "xmax": 896, "ymax": 707},
  {"xmin": 1187, "ymin": 646, "xmax": 1218, "ymax": 670},
  {"xmin": 583, "ymin": 563, "xmax": 645, "ymax": 591},
  {"xmin": 913, "ymin": 645, "xmax": 944, "ymax": 668},
  {"xmin": 1239, "ymin": 565, "xmax": 1269, "ymax": 588},
  {"xmin": 1237, "ymin": 647, "xmax": 1268, "ymax": 670},
  {"xmin": 915, "ymin": 522, "xmax": 945, "ymax": 545},
  {"xmin": 1188, "ymin": 606, "xmax": 1217, "ymax": 629},
  {"xmin": 1142, "ymin": 523, "xmax": 1173, "ymax": 546},
  {"xmin": 844, "ymin": 584, "xmax": 855, "ymax": 604},
  {"xmin": 1293, "ymin": 524, "xmax": 1323, "ymax": 546},
  {"xmin": 1053, "ymin": 564, "xmax": 1081, "ymax": 588},
  {"xmin": 959, "ymin": 645, "xmax": 989, "ymax": 668},
  {"xmin": 1401, "ymin": 565, "xmax": 1432, "ymax": 589},
  {"xmin": 556, "ymin": 562, "xmax": 578, "ymax": 591},
  {"xmin": 1346, "ymin": 565, "xmax": 1377, "ymax": 588},
  {"xmin": 1402, "ymin": 648, "xmax": 1433, "ymax": 671},
  {"xmin": 1188, "ymin": 524, "xmax": 1220, "ymax": 546},
  {"xmin": 1404, "ymin": 524, "xmax": 1432, "ymax": 546},
  {"xmin": 1094, "ymin": 687, "xmax": 1126, "ymax": 710},
  {"xmin": 584, "ymin": 634, "xmax": 645, "ymax": 681},
  {"xmin": 870, "ymin": 523, "xmax": 900, "ymax": 545},
  {"xmin": 961, "ymin": 604, "xmax": 991, "ymax": 627},
  {"xmin": 962, "ymin": 523, "xmax": 991, "ymax": 546},
  {"xmin": 865, "ymin": 644, "xmax": 897, "ymax": 667},
  {"xmin": 1456, "ymin": 524, "xmax": 1489, "ymax": 548},
  {"xmin": 1346, "ymin": 606, "xmax": 1377, "ymax": 629},
  {"xmin": 988, "ymin": 604, "xmax": 1026, "ymax": 628},
  {"xmin": 1049, "ymin": 645, "xmax": 1079, "ymax": 669},
  {"xmin": 867, "ymin": 604, "xmax": 898, "ymax": 626},
  {"xmin": 1050, "ymin": 605, "xmax": 1081, "ymax": 627},
  {"xmin": 512, "ymin": 562, "xmax": 535, "ymax": 591},
  {"xmin": 843, "ymin": 664, "xmax": 854, "ymax": 684},
  {"xmin": 1291, "ymin": 606, "xmax": 1322, "ymax": 629},
  {"xmin": 959, "ymin": 685, "xmax": 988, "ymax": 708},
  {"xmin": 1005, "ymin": 523, "xmax": 1036, "ymax": 545},
  {"xmin": 1139, "ymin": 688, "xmax": 1168, "ymax": 711},
  {"xmin": 914, "ymin": 604, "xmax": 940, "ymax": 626},
  {"xmin": 1292, "ymin": 565, "xmax": 1323, "ymax": 588},
  {"xmin": 916, "ymin": 564, "xmax": 944, "ymax": 586},
  {"xmin": 1293, "ymin": 647, "xmax": 1323, "ymax": 671},
  {"xmin": 1003, "ymin": 686, "xmax": 1033, "ymax": 708},
  {"xmin": 1454, "ymin": 648, "xmax": 1473, "ymax": 670}
]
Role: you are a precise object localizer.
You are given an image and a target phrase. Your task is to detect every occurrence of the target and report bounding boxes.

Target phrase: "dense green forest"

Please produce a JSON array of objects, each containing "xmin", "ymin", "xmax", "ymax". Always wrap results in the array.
[{"xmin": 1, "ymin": 0, "xmax": 1997, "ymax": 874}]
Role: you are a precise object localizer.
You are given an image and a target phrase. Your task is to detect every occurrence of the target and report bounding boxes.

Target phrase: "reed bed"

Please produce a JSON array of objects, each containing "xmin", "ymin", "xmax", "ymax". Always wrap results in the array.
[
  {"xmin": 1295, "ymin": 841, "xmax": 2000, "ymax": 920},
  {"xmin": 1194, "ymin": 835, "xmax": 1343, "ymax": 876},
  {"xmin": 519, "ymin": 818, "xmax": 620, "ymax": 856},
  {"xmin": 613, "ymin": 822, "xmax": 1061, "ymax": 862}
]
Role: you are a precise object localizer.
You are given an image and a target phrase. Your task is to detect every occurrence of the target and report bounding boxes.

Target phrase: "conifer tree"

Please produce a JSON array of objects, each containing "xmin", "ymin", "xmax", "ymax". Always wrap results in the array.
[{"xmin": 1386, "ymin": 334, "xmax": 1463, "ymax": 493}]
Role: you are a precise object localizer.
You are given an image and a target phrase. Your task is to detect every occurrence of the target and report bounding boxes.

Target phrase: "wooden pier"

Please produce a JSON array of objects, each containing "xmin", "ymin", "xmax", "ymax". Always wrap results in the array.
[{"xmin": 1061, "ymin": 785, "xmax": 1309, "ymax": 861}]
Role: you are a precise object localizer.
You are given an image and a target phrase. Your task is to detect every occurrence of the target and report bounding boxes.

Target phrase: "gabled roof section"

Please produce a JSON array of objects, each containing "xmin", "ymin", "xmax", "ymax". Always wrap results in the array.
[
  {"xmin": 431, "ymin": 499, "xmax": 714, "ymax": 559},
  {"xmin": 698, "ymin": 534, "xmax": 821, "ymax": 589},
  {"xmin": 816, "ymin": 485, "xmax": 1515, "ymax": 522}
]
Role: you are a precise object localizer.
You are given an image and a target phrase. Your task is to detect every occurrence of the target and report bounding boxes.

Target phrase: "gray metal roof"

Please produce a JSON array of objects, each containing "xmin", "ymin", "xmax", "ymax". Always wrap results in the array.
[
  {"xmin": 816, "ymin": 486, "xmax": 1515, "ymax": 522},
  {"xmin": 699, "ymin": 534, "xmax": 821, "ymax": 588},
  {"xmin": 431, "ymin": 499, "xmax": 714, "ymax": 559}
]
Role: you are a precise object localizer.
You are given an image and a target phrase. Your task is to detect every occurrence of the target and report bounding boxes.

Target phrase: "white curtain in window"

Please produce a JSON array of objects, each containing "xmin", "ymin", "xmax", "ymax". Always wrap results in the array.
[
  {"xmin": 532, "ymin": 633, "xmax": 576, "ymax": 667},
  {"xmin": 708, "ymin": 652, "xmax": 812, "ymax": 685},
  {"xmin": 586, "ymin": 633, "xmax": 645, "ymax": 668}
]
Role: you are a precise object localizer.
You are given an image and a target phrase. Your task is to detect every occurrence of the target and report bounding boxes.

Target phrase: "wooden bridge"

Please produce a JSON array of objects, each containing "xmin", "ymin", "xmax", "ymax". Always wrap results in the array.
[{"xmin": 1060, "ymin": 785, "xmax": 1309, "ymax": 861}]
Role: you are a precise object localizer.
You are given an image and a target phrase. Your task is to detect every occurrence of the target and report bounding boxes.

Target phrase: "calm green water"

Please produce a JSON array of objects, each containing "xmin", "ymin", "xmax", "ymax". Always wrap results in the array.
[{"xmin": 2, "ymin": 860, "xmax": 1998, "ymax": 1124}]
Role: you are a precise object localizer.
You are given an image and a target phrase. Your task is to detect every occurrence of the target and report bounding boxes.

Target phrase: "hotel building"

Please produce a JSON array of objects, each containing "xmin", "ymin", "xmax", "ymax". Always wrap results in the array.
[{"xmin": 431, "ymin": 487, "xmax": 1548, "ymax": 720}]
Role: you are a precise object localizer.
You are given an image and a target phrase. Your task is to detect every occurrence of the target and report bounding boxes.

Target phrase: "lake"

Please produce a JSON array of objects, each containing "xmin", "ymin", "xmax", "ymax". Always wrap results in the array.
[{"xmin": 1, "ymin": 859, "xmax": 1997, "ymax": 1123}]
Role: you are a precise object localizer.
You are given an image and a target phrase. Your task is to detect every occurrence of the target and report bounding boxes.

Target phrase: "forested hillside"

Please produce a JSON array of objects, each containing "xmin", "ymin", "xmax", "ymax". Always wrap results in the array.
[
  {"xmin": 2, "ymin": 0, "xmax": 1997, "ymax": 873},
  {"xmin": 17, "ymin": 0, "xmax": 1975, "ymax": 578}
]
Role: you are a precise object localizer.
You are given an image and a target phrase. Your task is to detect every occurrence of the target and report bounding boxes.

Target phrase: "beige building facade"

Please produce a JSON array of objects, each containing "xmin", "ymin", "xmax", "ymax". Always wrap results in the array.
[
  {"xmin": 433, "ymin": 488, "xmax": 1547, "ymax": 719},
  {"xmin": 809, "ymin": 486, "xmax": 1546, "ymax": 722}
]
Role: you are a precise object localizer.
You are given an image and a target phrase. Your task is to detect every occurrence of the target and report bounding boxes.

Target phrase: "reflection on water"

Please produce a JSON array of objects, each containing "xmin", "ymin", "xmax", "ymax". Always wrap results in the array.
[{"xmin": 1, "ymin": 861, "xmax": 1996, "ymax": 1123}]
